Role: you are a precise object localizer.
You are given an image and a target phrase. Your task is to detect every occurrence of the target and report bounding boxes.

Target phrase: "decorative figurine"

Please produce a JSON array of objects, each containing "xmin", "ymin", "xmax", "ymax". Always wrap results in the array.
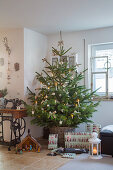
[
  {"xmin": 29, "ymin": 145, "xmax": 32, "ymax": 151},
  {"xmin": 16, "ymin": 129, "xmax": 41, "ymax": 153}
]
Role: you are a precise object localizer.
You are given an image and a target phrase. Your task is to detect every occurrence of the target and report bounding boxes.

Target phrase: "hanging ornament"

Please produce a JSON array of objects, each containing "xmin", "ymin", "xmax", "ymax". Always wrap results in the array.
[
  {"xmin": 3, "ymin": 37, "xmax": 12, "ymax": 84},
  {"xmin": 75, "ymin": 103, "xmax": 78, "ymax": 107},
  {"xmin": 40, "ymin": 82, "xmax": 42, "ymax": 88},
  {"xmin": 55, "ymin": 99, "xmax": 57, "ymax": 104},
  {"xmin": 45, "ymin": 95, "xmax": 48, "ymax": 99},
  {"xmin": 63, "ymin": 84, "xmax": 66, "ymax": 87},
  {"xmin": 41, "ymin": 101, "xmax": 44, "ymax": 104},
  {"xmin": 59, "ymin": 120, "xmax": 63, "ymax": 125},
  {"xmin": 35, "ymin": 101, "xmax": 37, "ymax": 105},
  {"xmin": 43, "ymin": 85, "xmax": 46, "ymax": 88},
  {"xmin": 74, "ymin": 110, "xmax": 77, "ymax": 113},
  {"xmin": 76, "ymin": 99, "xmax": 80, "ymax": 105},
  {"xmin": 32, "ymin": 109, "xmax": 34, "ymax": 115},
  {"xmin": 55, "ymin": 82, "xmax": 58, "ymax": 90},
  {"xmin": 71, "ymin": 114, "xmax": 74, "ymax": 119},
  {"xmin": 49, "ymin": 111, "xmax": 53, "ymax": 118},
  {"xmin": 47, "ymin": 104, "xmax": 49, "ymax": 107},
  {"xmin": 48, "ymin": 86, "xmax": 50, "ymax": 89},
  {"xmin": 53, "ymin": 115, "xmax": 56, "ymax": 118}
]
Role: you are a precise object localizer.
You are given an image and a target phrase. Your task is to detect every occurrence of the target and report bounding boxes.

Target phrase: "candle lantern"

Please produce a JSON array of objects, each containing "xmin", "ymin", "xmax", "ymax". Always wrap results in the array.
[{"xmin": 89, "ymin": 132, "xmax": 102, "ymax": 159}]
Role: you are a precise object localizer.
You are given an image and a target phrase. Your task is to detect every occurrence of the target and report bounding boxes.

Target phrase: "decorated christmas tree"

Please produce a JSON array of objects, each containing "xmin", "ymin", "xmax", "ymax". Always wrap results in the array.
[{"xmin": 26, "ymin": 38, "xmax": 99, "ymax": 128}]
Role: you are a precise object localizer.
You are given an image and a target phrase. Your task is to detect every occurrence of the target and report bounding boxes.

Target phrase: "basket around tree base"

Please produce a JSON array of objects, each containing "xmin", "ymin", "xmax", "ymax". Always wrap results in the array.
[{"xmin": 49, "ymin": 127, "xmax": 74, "ymax": 147}]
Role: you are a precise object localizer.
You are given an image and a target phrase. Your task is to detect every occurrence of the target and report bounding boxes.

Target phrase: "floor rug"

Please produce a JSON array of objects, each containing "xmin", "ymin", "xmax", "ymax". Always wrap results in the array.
[{"xmin": 58, "ymin": 154, "xmax": 113, "ymax": 170}]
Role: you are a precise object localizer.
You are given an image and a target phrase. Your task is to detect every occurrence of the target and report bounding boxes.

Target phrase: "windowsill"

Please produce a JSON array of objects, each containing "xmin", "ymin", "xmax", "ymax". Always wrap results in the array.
[{"xmin": 92, "ymin": 97, "xmax": 113, "ymax": 101}]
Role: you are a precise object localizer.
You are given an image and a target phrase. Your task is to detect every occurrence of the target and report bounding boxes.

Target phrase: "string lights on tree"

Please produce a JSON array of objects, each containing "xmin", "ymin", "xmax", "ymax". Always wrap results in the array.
[{"xmin": 26, "ymin": 32, "xmax": 99, "ymax": 128}]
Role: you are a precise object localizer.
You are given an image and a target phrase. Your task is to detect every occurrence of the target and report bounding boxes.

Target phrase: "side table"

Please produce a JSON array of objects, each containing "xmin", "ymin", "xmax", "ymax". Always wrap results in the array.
[{"xmin": 0, "ymin": 108, "xmax": 27, "ymax": 150}]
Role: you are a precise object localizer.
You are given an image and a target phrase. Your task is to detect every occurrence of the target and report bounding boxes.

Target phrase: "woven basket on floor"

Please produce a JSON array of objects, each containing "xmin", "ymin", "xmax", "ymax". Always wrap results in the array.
[{"xmin": 49, "ymin": 126, "xmax": 74, "ymax": 147}]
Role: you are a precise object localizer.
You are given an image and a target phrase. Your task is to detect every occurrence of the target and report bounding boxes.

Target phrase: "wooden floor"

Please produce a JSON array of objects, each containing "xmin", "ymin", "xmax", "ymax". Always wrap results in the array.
[{"xmin": 0, "ymin": 139, "xmax": 70, "ymax": 170}]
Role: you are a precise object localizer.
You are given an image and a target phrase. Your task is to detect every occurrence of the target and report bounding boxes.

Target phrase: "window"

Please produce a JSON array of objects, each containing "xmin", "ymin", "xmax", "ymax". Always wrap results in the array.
[{"xmin": 90, "ymin": 43, "xmax": 113, "ymax": 97}]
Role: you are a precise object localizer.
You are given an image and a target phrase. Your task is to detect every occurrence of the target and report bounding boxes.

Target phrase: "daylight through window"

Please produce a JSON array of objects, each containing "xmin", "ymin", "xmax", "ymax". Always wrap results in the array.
[{"xmin": 90, "ymin": 43, "xmax": 113, "ymax": 97}]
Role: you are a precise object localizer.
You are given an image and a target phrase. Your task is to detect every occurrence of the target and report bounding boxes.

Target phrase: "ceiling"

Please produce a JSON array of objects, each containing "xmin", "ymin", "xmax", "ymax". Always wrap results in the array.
[{"xmin": 0, "ymin": 0, "xmax": 113, "ymax": 35}]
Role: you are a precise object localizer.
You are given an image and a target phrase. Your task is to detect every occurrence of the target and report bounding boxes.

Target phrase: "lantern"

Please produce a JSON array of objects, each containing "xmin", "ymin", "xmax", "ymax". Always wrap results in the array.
[{"xmin": 89, "ymin": 132, "xmax": 102, "ymax": 159}]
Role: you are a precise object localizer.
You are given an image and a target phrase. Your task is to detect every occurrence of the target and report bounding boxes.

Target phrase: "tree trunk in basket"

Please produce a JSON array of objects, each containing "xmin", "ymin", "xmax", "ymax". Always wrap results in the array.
[{"xmin": 49, "ymin": 127, "xmax": 74, "ymax": 147}]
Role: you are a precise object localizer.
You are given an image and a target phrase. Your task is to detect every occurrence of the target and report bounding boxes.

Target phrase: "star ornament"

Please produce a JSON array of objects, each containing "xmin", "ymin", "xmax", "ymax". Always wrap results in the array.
[{"xmin": 58, "ymin": 40, "xmax": 64, "ymax": 47}]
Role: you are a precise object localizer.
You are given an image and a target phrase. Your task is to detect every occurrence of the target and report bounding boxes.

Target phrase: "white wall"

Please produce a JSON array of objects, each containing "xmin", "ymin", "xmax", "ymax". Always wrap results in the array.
[
  {"xmin": 0, "ymin": 28, "xmax": 24, "ymax": 141},
  {"xmin": 0, "ymin": 28, "xmax": 24, "ymax": 99},
  {"xmin": 47, "ymin": 26, "xmax": 113, "ymax": 130},
  {"xmin": 0, "ymin": 28, "xmax": 48, "ymax": 140},
  {"xmin": 24, "ymin": 28, "xmax": 48, "ymax": 138}
]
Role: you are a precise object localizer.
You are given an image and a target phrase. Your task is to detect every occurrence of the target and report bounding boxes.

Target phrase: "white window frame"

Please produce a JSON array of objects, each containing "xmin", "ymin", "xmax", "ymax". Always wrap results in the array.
[
  {"xmin": 91, "ymin": 56, "xmax": 109, "ymax": 97},
  {"xmin": 89, "ymin": 42, "xmax": 113, "ymax": 98}
]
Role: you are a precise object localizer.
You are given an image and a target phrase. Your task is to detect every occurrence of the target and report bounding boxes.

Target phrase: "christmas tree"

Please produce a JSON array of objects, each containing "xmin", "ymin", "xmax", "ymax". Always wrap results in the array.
[{"xmin": 26, "ymin": 39, "xmax": 99, "ymax": 128}]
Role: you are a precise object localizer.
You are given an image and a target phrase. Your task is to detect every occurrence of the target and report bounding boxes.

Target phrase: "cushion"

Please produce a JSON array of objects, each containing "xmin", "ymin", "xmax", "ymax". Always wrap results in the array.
[{"xmin": 102, "ymin": 125, "xmax": 113, "ymax": 132}]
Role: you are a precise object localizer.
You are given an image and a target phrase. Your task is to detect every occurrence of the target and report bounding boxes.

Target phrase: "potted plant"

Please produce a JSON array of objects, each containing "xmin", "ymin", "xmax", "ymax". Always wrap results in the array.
[{"xmin": 0, "ymin": 88, "xmax": 8, "ymax": 109}]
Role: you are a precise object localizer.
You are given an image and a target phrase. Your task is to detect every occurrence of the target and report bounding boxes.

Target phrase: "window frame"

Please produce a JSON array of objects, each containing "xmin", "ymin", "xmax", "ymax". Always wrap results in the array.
[{"xmin": 91, "ymin": 55, "xmax": 109, "ymax": 98}]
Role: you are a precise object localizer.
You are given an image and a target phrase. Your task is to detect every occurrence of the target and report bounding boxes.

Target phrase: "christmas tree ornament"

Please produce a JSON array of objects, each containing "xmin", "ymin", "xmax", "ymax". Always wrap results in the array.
[
  {"xmin": 45, "ymin": 95, "xmax": 48, "ymax": 99},
  {"xmin": 53, "ymin": 114, "xmax": 56, "ymax": 118},
  {"xmin": 35, "ymin": 101, "xmax": 37, "ymax": 105},
  {"xmin": 76, "ymin": 99, "xmax": 80, "ymax": 105},
  {"xmin": 75, "ymin": 104, "xmax": 78, "ymax": 107},
  {"xmin": 40, "ymin": 82, "xmax": 42, "ymax": 88},
  {"xmin": 54, "ymin": 82, "xmax": 58, "ymax": 90},
  {"xmin": 71, "ymin": 114, "xmax": 74, "ymax": 119},
  {"xmin": 32, "ymin": 110, "xmax": 35, "ymax": 115},
  {"xmin": 59, "ymin": 120, "xmax": 63, "ymax": 125}
]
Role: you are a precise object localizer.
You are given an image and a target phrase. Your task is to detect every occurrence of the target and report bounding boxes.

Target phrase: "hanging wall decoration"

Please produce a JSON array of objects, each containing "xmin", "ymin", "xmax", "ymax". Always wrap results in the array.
[
  {"xmin": 14, "ymin": 63, "xmax": 20, "ymax": 71},
  {"xmin": 3, "ymin": 37, "xmax": 11, "ymax": 84},
  {"xmin": 0, "ymin": 58, "xmax": 4, "ymax": 66}
]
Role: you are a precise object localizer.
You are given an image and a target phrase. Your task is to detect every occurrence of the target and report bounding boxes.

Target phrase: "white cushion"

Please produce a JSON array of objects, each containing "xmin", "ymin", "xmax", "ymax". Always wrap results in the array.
[{"xmin": 102, "ymin": 125, "xmax": 113, "ymax": 132}]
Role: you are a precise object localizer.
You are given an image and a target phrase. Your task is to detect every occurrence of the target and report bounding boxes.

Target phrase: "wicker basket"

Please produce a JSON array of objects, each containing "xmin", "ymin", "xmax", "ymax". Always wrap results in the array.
[{"xmin": 49, "ymin": 126, "xmax": 74, "ymax": 147}]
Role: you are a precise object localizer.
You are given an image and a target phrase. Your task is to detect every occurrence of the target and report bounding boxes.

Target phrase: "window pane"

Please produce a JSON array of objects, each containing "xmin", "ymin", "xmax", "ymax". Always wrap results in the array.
[
  {"xmin": 108, "ymin": 77, "xmax": 113, "ymax": 93},
  {"xmin": 93, "ymin": 73, "xmax": 106, "ymax": 95},
  {"xmin": 91, "ymin": 43, "xmax": 113, "ymax": 96},
  {"xmin": 92, "ymin": 57, "xmax": 107, "ymax": 72}
]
